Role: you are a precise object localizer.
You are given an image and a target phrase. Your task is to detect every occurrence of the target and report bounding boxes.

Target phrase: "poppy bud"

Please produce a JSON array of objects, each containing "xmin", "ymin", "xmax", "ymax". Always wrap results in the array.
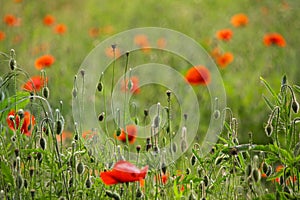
[
  {"xmin": 136, "ymin": 145, "xmax": 141, "ymax": 153},
  {"xmin": 116, "ymin": 127, "xmax": 121, "ymax": 136},
  {"xmin": 189, "ymin": 192, "xmax": 197, "ymax": 200},
  {"xmin": 30, "ymin": 189, "xmax": 35, "ymax": 199},
  {"xmin": 36, "ymin": 152, "xmax": 42, "ymax": 163},
  {"xmin": 111, "ymin": 44, "xmax": 117, "ymax": 50},
  {"xmin": 213, "ymin": 110, "xmax": 220, "ymax": 119},
  {"xmin": 80, "ymin": 69, "xmax": 85, "ymax": 77},
  {"xmin": 56, "ymin": 120, "xmax": 63, "ymax": 135},
  {"xmin": 17, "ymin": 109, "xmax": 24, "ymax": 120},
  {"xmin": 42, "ymin": 86, "xmax": 50, "ymax": 98},
  {"xmin": 97, "ymin": 82, "xmax": 103, "ymax": 92},
  {"xmin": 16, "ymin": 173, "xmax": 23, "ymax": 189},
  {"xmin": 161, "ymin": 162, "xmax": 167, "ymax": 174},
  {"xmin": 203, "ymin": 175, "xmax": 209, "ymax": 187},
  {"xmin": 9, "ymin": 58, "xmax": 16, "ymax": 70},
  {"xmin": 266, "ymin": 165, "xmax": 272, "ymax": 176},
  {"xmin": 261, "ymin": 162, "xmax": 268, "ymax": 174},
  {"xmin": 252, "ymin": 168, "xmax": 261, "ymax": 182},
  {"xmin": 292, "ymin": 100, "xmax": 299, "ymax": 113},
  {"xmin": 72, "ymin": 87, "xmax": 77, "ymax": 98},
  {"xmin": 24, "ymin": 179, "xmax": 28, "ymax": 188},
  {"xmin": 16, "ymin": 156, "xmax": 21, "ymax": 172},
  {"xmin": 180, "ymin": 139, "xmax": 187, "ymax": 153},
  {"xmin": 229, "ymin": 147, "xmax": 238, "ymax": 156},
  {"xmin": 190, "ymin": 155, "xmax": 197, "ymax": 166},
  {"xmin": 144, "ymin": 109, "xmax": 149, "ymax": 117},
  {"xmin": 136, "ymin": 188, "xmax": 143, "ymax": 199},
  {"xmin": 76, "ymin": 162, "xmax": 84, "ymax": 174},
  {"xmin": 85, "ymin": 177, "xmax": 92, "ymax": 188},
  {"xmin": 29, "ymin": 166, "xmax": 34, "ymax": 177},
  {"xmin": 69, "ymin": 177, "xmax": 73, "ymax": 188},
  {"xmin": 172, "ymin": 142, "xmax": 177, "ymax": 153},
  {"xmin": 264, "ymin": 123, "xmax": 273, "ymax": 137},
  {"xmin": 215, "ymin": 156, "xmax": 223, "ymax": 165},
  {"xmin": 40, "ymin": 137, "xmax": 46, "ymax": 150},
  {"xmin": 281, "ymin": 75, "xmax": 287, "ymax": 86},
  {"xmin": 98, "ymin": 112, "xmax": 105, "ymax": 121},
  {"xmin": 134, "ymin": 117, "xmax": 139, "ymax": 125},
  {"xmin": 146, "ymin": 143, "xmax": 152, "ymax": 152},
  {"xmin": 14, "ymin": 148, "xmax": 19, "ymax": 157},
  {"xmin": 30, "ymin": 92, "xmax": 34, "ymax": 102},
  {"xmin": 245, "ymin": 164, "xmax": 252, "ymax": 177},
  {"xmin": 166, "ymin": 90, "xmax": 171, "ymax": 98},
  {"xmin": 127, "ymin": 79, "xmax": 133, "ymax": 91},
  {"xmin": 186, "ymin": 167, "xmax": 191, "ymax": 175}
]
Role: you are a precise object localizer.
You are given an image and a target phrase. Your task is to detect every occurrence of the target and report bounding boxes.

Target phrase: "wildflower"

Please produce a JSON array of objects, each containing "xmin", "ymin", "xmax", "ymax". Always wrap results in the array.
[
  {"xmin": 263, "ymin": 33, "xmax": 286, "ymax": 47},
  {"xmin": 54, "ymin": 23, "xmax": 67, "ymax": 35},
  {"xmin": 210, "ymin": 47, "xmax": 221, "ymax": 59},
  {"xmin": 82, "ymin": 130, "xmax": 96, "ymax": 139},
  {"xmin": 56, "ymin": 131, "xmax": 72, "ymax": 144},
  {"xmin": 89, "ymin": 27, "xmax": 100, "ymax": 38},
  {"xmin": 105, "ymin": 47, "xmax": 121, "ymax": 58},
  {"xmin": 134, "ymin": 34, "xmax": 149, "ymax": 47},
  {"xmin": 185, "ymin": 65, "xmax": 211, "ymax": 86},
  {"xmin": 6, "ymin": 110, "xmax": 35, "ymax": 136},
  {"xmin": 100, "ymin": 160, "xmax": 148, "ymax": 185},
  {"xmin": 231, "ymin": 13, "xmax": 249, "ymax": 27},
  {"xmin": 115, "ymin": 124, "xmax": 137, "ymax": 144},
  {"xmin": 161, "ymin": 173, "xmax": 168, "ymax": 184},
  {"xmin": 21, "ymin": 76, "xmax": 47, "ymax": 92},
  {"xmin": 216, "ymin": 29, "xmax": 233, "ymax": 41},
  {"xmin": 43, "ymin": 15, "xmax": 55, "ymax": 26},
  {"xmin": 3, "ymin": 14, "xmax": 20, "ymax": 26},
  {"xmin": 35, "ymin": 54, "xmax": 55, "ymax": 70},
  {"xmin": 122, "ymin": 76, "xmax": 140, "ymax": 94},
  {"xmin": 0, "ymin": 31, "xmax": 5, "ymax": 41},
  {"xmin": 216, "ymin": 52, "xmax": 234, "ymax": 68},
  {"xmin": 157, "ymin": 38, "xmax": 167, "ymax": 48}
]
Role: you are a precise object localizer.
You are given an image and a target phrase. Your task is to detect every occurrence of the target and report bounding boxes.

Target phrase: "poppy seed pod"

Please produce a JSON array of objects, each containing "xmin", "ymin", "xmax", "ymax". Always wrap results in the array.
[
  {"xmin": 17, "ymin": 109, "xmax": 24, "ymax": 120},
  {"xmin": 166, "ymin": 90, "xmax": 172, "ymax": 98},
  {"xmin": 136, "ymin": 145, "xmax": 141, "ymax": 153}
]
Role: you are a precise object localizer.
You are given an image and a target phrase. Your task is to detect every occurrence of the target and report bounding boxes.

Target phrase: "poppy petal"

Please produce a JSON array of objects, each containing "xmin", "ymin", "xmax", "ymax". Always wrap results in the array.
[{"xmin": 100, "ymin": 171, "xmax": 120, "ymax": 185}]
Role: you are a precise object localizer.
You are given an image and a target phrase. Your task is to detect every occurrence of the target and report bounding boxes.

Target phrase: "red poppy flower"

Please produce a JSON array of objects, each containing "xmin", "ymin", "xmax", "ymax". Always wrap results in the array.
[
  {"xmin": 115, "ymin": 124, "xmax": 137, "ymax": 144},
  {"xmin": 185, "ymin": 66, "xmax": 211, "ymax": 86},
  {"xmin": 3, "ymin": 14, "xmax": 20, "ymax": 26},
  {"xmin": 100, "ymin": 160, "xmax": 148, "ymax": 185},
  {"xmin": 161, "ymin": 173, "xmax": 168, "ymax": 184},
  {"xmin": 6, "ymin": 110, "xmax": 35, "ymax": 136},
  {"xmin": 89, "ymin": 27, "xmax": 100, "ymax": 38},
  {"xmin": 134, "ymin": 34, "xmax": 149, "ymax": 47},
  {"xmin": 263, "ymin": 33, "xmax": 286, "ymax": 47},
  {"xmin": 21, "ymin": 76, "xmax": 47, "ymax": 92},
  {"xmin": 216, "ymin": 52, "xmax": 234, "ymax": 68},
  {"xmin": 54, "ymin": 24, "xmax": 67, "ymax": 35},
  {"xmin": 56, "ymin": 131, "xmax": 73, "ymax": 144},
  {"xmin": 35, "ymin": 54, "xmax": 55, "ymax": 70},
  {"xmin": 216, "ymin": 29, "xmax": 233, "ymax": 42},
  {"xmin": 122, "ymin": 76, "xmax": 140, "ymax": 94},
  {"xmin": 43, "ymin": 15, "xmax": 55, "ymax": 26},
  {"xmin": 0, "ymin": 31, "xmax": 5, "ymax": 41},
  {"xmin": 231, "ymin": 13, "xmax": 249, "ymax": 27}
]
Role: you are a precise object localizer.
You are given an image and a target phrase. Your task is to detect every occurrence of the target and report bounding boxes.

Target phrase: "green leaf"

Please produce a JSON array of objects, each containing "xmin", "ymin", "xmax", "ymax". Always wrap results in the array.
[
  {"xmin": 293, "ymin": 85, "xmax": 300, "ymax": 94},
  {"xmin": 260, "ymin": 76, "xmax": 280, "ymax": 104},
  {"xmin": 0, "ymin": 161, "xmax": 14, "ymax": 186},
  {"xmin": 262, "ymin": 95, "xmax": 274, "ymax": 110},
  {"xmin": 0, "ymin": 91, "xmax": 30, "ymax": 119}
]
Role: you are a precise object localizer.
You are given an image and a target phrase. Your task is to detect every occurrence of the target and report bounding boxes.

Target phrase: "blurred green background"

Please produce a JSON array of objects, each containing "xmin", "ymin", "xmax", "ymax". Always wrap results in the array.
[{"xmin": 1, "ymin": 0, "xmax": 300, "ymax": 144}]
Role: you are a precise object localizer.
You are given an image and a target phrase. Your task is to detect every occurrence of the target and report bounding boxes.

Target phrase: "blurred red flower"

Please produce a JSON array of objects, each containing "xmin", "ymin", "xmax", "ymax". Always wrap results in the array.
[
  {"xmin": 231, "ymin": 13, "xmax": 249, "ymax": 27},
  {"xmin": 185, "ymin": 66, "xmax": 211, "ymax": 86},
  {"xmin": 134, "ymin": 34, "xmax": 151, "ymax": 53},
  {"xmin": 35, "ymin": 54, "xmax": 55, "ymax": 70},
  {"xmin": 216, "ymin": 29, "xmax": 233, "ymax": 41},
  {"xmin": 56, "ymin": 131, "xmax": 73, "ymax": 144},
  {"xmin": 263, "ymin": 33, "xmax": 286, "ymax": 47},
  {"xmin": 157, "ymin": 38, "xmax": 167, "ymax": 48},
  {"xmin": 122, "ymin": 76, "xmax": 140, "ymax": 94},
  {"xmin": 6, "ymin": 110, "xmax": 35, "ymax": 136},
  {"xmin": 105, "ymin": 47, "xmax": 121, "ymax": 58},
  {"xmin": 22, "ymin": 76, "xmax": 47, "ymax": 92},
  {"xmin": 216, "ymin": 52, "xmax": 234, "ymax": 68},
  {"xmin": 54, "ymin": 24, "xmax": 67, "ymax": 35},
  {"xmin": 100, "ymin": 160, "xmax": 148, "ymax": 185},
  {"xmin": 89, "ymin": 27, "xmax": 100, "ymax": 38},
  {"xmin": 43, "ymin": 15, "xmax": 55, "ymax": 26},
  {"xmin": 3, "ymin": 14, "xmax": 20, "ymax": 26},
  {"xmin": 0, "ymin": 31, "xmax": 5, "ymax": 41},
  {"xmin": 115, "ymin": 124, "xmax": 137, "ymax": 144}
]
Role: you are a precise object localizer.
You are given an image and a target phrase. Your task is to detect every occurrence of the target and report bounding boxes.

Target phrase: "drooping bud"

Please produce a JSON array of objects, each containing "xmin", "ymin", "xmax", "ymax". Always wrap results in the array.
[
  {"xmin": 17, "ymin": 109, "xmax": 24, "ymax": 120},
  {"xmin": 42, "ymin": 86, "xmax": 50, "ymax": 98},
  {"xmin": 9, "ymin": 58, "xmax": 17, "ymax": 70},
  {"xmin": 76, "ymin": 162, "xmax": 84, "ymax": 175},
  {"xmin": 252, "ymin": 168, "xmax": 261, "ymax": 182},
  {"xmin": 98, "ymin": 112, "xmax": 105, "ymax": 122},
  {"xmin": 97, "ymin": 82, "xmax": 103, "ymax": 92},
  {"xmin": 292, "ymin": 99, "xmax": 299, "ymax": 113},
  {"xmin": 264, "ymin": 123, "xmax": 273, "ymax": 137},
  {"xmin": 161, "ymin": 162, "xmax": 167, "ymax": 174},
  {"xmin": 16, "ymin": 173, "xmax": 23, "ymax": 189},
  {"xmin": 40, "ymin": 137, "xmax": 46, "ymax": 150},
  {"xmin": 56, "ymin": 120, "xmax": 63, "ymax": 135},
  {"xmin": 85, "ymin": 177, "xmax": 92, "ymax": 188}
]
